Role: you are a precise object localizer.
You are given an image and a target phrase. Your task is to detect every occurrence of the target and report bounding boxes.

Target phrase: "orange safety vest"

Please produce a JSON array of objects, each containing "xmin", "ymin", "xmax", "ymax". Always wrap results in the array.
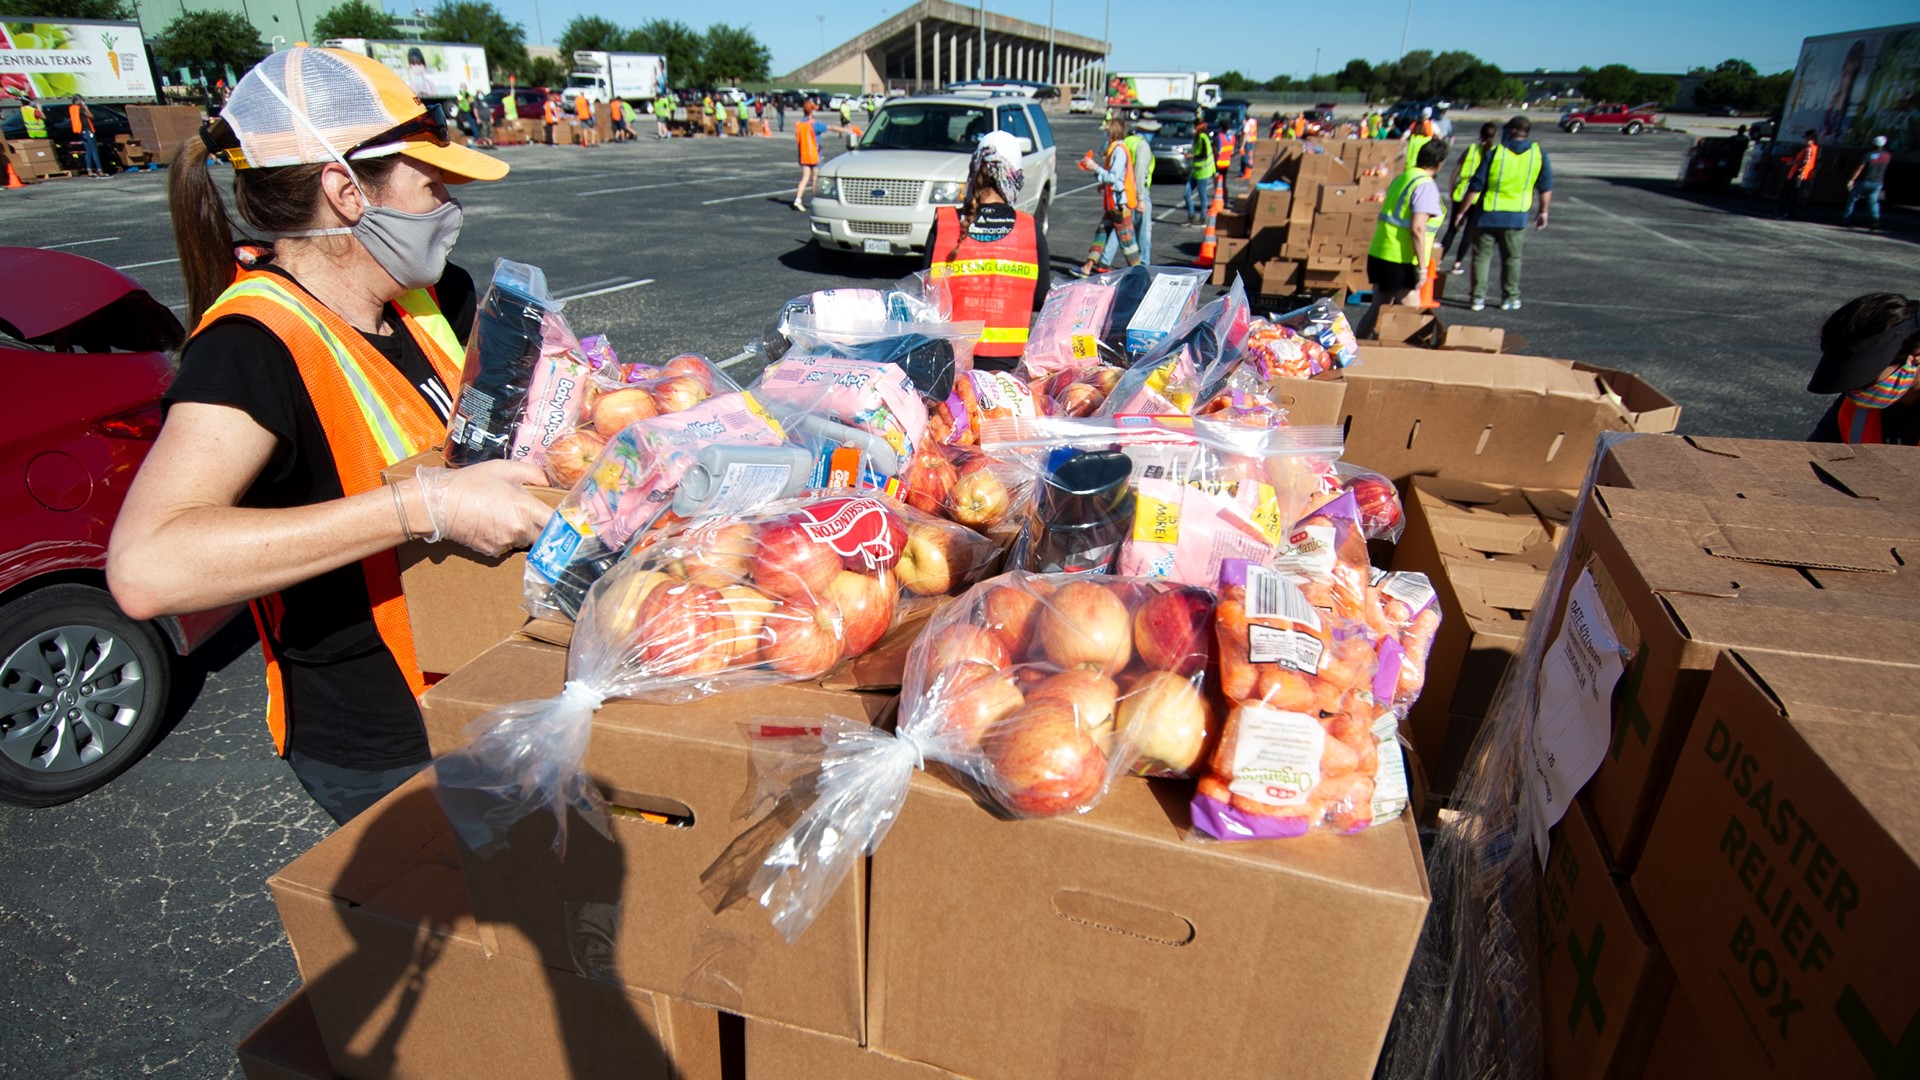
[
  {"xmin": 193, "ymin": 270, "xmax": 465, "ymax": 755},
  {"xmin": 544, "ymin": 100, "xmax": 560, "ymax": 123},
  {"xmin": 1790, "ymin": 143, "xmax": 1818, "ymax": 181},
  {"xmin": 609, "ymin": 99, "xmax": 622, "ymax": 121},
  {"xmin": 1215, "ymin": 130, "xmax": 1233, "ymax": 170},
  {"xmin": 929, "ymin": 206, "xmax": 1040, "ymax": 359},
  {"xmin": 1835, "ymin": 399, "xmax": 1884, "ymax": 444},
  {"xmin": 68, "ymin": 103, "xmax": 92, "ymax": 133},
  {"xmin": 575, "ymin": 96, "xmax": 591, "ymax": 122},
  {"xmin": 1102, "ymin": 140, "xmax": 1138, "ymax": 214},
  {"xmin": 796, "ymin": 118, "xmax": 820, "ymax": 165}
]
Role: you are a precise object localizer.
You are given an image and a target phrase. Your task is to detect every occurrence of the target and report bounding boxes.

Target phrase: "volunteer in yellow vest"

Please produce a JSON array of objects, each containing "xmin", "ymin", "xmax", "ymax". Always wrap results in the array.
[
  {"xmin": 108, "ymin": 47, "xmax": 550, "ymax": 824},
  {"xmin": 922, "ymin": 130, "xmax": 1048, "ymax": 371},
  {"xmin": 1077, "ymin": 118, "xmax": 1142, "ymax": 275},
  {"xmin": 1456, "ymin": 114, "xmax": 1552, "ymax": 312},
  {"xmin": 1403, "ymin": 105, "xmax": 1436, "ymax": 172},
  {"xmin": 1357, "ymin": 138, "xmax": 1448, "ymax": 340},
  {"xmin": 1807, "ymin": 294, "xmax": 1920, "ymax": 445},
  {"xmin": 737, "ymin": 97, "xmax": 750, "ymax": 135},
  {"xmin": 1440, "ymin": 121, "xmax": 1497, "ymax": 276},
  {"xmin": 1101, "ymin": 121, "xmax": 1153, "ymax": 264},
  {"xmin": 19, "ymin": 96, "xmax": 46, "ymax": 139},
  {"xmin": 1184, "ymin": 117, "xmax": 1216, "ymax": 225}
]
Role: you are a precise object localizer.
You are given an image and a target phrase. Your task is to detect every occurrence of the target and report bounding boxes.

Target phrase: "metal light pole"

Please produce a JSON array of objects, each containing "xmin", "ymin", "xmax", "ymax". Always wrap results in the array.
[
  {"xmin": 818, "ymin": 15, "xmax": 826, "ymax": 55},
  {"xmin": 1313, "ymin": 47, "xmax": 1321, "ymax": 79},
  {"xmin": 532, "ymin": 0, "xmax": 545, "ymax": 47},
  {"xmin": 1101, "ymin": 0, "xmax": 1110, "ymax": 107},
  {"xmin": 1047, "ymin": 0, "xmax": 1055, "ymax": 86},
  {"xmin": 977, "ymin": 1, "xmax": 985, "ymax": 81},
  {"xmin": 1400, "ymin": 0, "xmax": 1413, "ymax": 58}
]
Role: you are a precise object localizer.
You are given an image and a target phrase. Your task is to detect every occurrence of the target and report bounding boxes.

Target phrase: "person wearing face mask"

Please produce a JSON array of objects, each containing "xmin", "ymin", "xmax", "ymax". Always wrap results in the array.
[
  {"xmin": 1806, "ymin": 293, "xmax": 1920, "ymax": 446},
  {"xmin": 107, "ymin": 47, "xmax": 552, "ymax": 823}
]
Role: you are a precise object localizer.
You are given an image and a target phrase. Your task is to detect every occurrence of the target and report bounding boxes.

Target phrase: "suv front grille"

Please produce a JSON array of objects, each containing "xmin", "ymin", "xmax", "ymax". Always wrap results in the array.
[
  {"xmin": 841, "ymin": 179, "xmax": 923, "ymax": 206},
  {"xmin": 849, "ymin": 220, "xmax": 911, "ymax": 236}
]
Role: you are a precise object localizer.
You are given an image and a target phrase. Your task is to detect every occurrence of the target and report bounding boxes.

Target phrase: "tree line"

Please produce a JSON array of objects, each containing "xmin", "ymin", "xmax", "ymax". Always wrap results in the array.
[
  {"xmin": 2, "ymin": 0, "xmax": 771, "ymax": 91},
  {"xmin": 1213, "ymin": 49, "xmax": 1794, "ymax": 113}
]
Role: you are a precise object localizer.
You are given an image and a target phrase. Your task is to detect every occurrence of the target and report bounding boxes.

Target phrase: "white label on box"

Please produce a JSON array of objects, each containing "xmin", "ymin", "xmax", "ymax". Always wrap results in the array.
[
  {"xmin": 700, "ymin": 462, "xmax": 795, "ymax": 517},
  {"xmin": 1529, "ymin": 568, "xmax": 1625, "ymax": 866},
  {"xmin": 1226, "ymin": 703, "xmax": 1323, "ymax": 809}
]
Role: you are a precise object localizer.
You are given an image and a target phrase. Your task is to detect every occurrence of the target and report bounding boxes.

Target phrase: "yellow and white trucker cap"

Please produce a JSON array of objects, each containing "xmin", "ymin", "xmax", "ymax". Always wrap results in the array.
[{"xmin": 213, "ymin": 46, "xmax": 506, "ymax": 183}]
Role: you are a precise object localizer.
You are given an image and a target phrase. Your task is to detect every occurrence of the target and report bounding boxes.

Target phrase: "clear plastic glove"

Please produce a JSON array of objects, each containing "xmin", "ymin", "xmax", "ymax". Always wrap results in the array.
[{"xmin": 412, "ymin": 461, "xmax": 552, "ymax": 556}]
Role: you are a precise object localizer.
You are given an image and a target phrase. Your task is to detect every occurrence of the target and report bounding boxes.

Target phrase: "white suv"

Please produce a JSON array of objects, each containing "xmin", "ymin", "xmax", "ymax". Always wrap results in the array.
[{"xmin": 808, "ymin": 94, "xmax": 1058, "ymax": 261}]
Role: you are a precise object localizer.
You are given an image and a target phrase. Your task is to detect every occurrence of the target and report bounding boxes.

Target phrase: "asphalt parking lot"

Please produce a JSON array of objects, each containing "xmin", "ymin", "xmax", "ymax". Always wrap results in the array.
[{"xmin": 0, "ymin": 112, "xmax": 1912, "ymax": 1078}]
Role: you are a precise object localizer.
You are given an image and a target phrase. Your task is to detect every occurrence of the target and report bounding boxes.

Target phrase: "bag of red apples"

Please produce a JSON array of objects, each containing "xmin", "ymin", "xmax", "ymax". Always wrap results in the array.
[
  {"xmin": 700, "ymin": 569, "xmax": 1223, "ymax": 941},
  {"xmin": 436, "ymin": 492, "xmax": 998, "ymax": 854}
]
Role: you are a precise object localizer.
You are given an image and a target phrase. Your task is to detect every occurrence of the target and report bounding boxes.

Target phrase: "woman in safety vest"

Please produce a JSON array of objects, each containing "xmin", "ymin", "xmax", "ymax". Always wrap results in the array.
[
  {"xmin": 1184, "ymin": 118, "xmax": 1216, "ymax": 225},
  {"xmin": 791, "ymin": 101, "xmax": 837, "ymax": 212},
  {"xmin": 1356, "ymin": 138, "xmax": 1448, "ymax": 340},
  {"xmin": 1807, "ymin": 293, "xmax": 1920, "ymax": 445},
  {"xmin": 1076, "ymin": 119, "xmax": 1142, "ymax": 275},
  {"xmin": 922, "ymin": 130, "xmax": 1049, "ymax": 372},
  {"xmin": 1440, "ymin": 122, "xmax": 1497, "ymax": 277},
  {"xmin": 576, "ymin": 93, "xmax": 598, "ymax": 147},
  {"xmin": 107, "ymin": 47, "xmax": 551, "ymax": 823}
]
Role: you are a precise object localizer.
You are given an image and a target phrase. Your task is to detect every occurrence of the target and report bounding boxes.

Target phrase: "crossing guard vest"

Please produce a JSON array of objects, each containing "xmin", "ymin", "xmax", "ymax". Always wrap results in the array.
[
  {"xmin": 1452, "ymin": 142, "xmax": 1486, "ymax": 203},
  {"xmin": 929, "ymin": 206, "xmax": 1040, "ymax": 360},
  {"xmin": 1481, "ymin": 143, "xmax": 1543, "ymax": 214},
  {"xmin": 193, "ymin": 270, "xmax": 464, "ymax": 756},
  {"xmin": 1368, "ymin": 167, "xmax": 1437, "ymax": 265}
]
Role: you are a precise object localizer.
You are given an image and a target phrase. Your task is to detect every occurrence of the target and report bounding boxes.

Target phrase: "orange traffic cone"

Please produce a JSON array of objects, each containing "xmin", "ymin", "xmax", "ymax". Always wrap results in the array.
[
  {"xmin": 1194, "ymin": 181, "xmax": 1225, "ymax": 269},
  {"xmin": 4, "ymin": 162, "xmax": 23, "ymax": 189},
  {"xmin": 1418, "ymin": 256, "xmax": 1441, "ymax": 309}
]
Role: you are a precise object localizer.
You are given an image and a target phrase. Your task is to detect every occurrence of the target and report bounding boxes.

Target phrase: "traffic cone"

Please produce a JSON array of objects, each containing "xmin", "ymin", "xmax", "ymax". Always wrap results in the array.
[
  {"xmin": 1418, "ymin": 257, "xmax": 1441, "ymax": 309},
  {"xmin": 1194, "ymin": 181, "xmax": 1224, "ymax": 269},
  {"xmin": 4, "ymin": 162, "xmax": 22, "ymax": 189}
]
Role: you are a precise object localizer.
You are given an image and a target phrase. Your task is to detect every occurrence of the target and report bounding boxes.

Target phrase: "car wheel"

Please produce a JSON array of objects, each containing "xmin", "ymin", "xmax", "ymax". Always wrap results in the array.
[
  {"xmin": 1624, "ymin": 121, "xmax": 1643, "ymax": 135},
  {"xmin": 0, "ymin": 584, "xmax": 172, "ymax": 807},
  {"xmin": 1034, "ymin": 185, "xmax": 1051, "ymax": 236},
  {"xmin": 1566, "ymin": 120, "xmax": 1584, "ymax": 134}
]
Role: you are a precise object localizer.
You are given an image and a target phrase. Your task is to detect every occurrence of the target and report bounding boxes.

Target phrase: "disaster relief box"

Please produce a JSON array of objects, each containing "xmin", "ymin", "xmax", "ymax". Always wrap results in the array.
[
  {"xmin": 1633, "ymin": 649, "xmax": 1920, "ymax": 1080},
  {"xmin": 1338, "ymin": 348, "xmax": 1680, "ymax": 488},
  {"xmin": 747, "ymin": 1020, "xmax": 970, "ymax": 1080},
  {"xmin": 384, "ymin": 449, "xmax": 567, "ymax": 675},
  {"xmin": 1535, "ymin": 796, "xmax": 1671, "ymax": 1080},
  {"xmin": 266, "ymin": 770, "xmax": 724, "ymax": 1080},
  {"xmin": 1536, "ymin": 485, "xmax": 1920, "ymax": 870},
  {"xmin": 237, "ymin": 991, "xmax": 335, "ymax": 1080},
  {"xmin": 1638, "ymin": 988, "xmax": 1735, "ymax": 1079},
  {"xmin": 420, "ymin": 636, "xmax": 891, "ymax": 1041},
  {"xmin": 865, "ymin": 771, "xmax": 1430, "ymax": 1080}
]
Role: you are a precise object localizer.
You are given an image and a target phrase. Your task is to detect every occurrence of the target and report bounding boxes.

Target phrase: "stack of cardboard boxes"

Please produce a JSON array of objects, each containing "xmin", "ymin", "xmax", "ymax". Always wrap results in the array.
[
  {"xmin": 1211, "ymin": 139, "xmax": 1405, "ymax": 305},
  {"xmin": 126, "ymin": 103, "xmax": 203, "ymax": 162},
  {"xmin": 1513, "ymin": 436, "xmax": 1920, "ymax": 1078},
  {"xmin": 2, "ymin": 137, "xmax": 63, "ymax": 182}
]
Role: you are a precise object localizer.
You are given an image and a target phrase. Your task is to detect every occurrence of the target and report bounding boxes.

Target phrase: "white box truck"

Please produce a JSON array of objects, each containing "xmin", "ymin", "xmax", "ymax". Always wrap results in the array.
[
  {"xmin": 323, "ymin": 39, "xmax": 490, "ymax": 106},
  {"xmin": 0, "ymin": 18, "xmax": 157, "ymax": 104},
  {"xmin": 562, "ymin": 51, "xmax": 667, "ymax": 109},
  {"xmin": 1104, "ymin": 71, "xmax": 1221, "ymax": 119}
]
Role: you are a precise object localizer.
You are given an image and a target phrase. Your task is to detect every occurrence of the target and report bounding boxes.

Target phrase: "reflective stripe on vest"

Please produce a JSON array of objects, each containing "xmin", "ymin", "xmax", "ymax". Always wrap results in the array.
[
  {"xmin": 1482, "ymin": 144, "xmax": 1543, "ymax": 214},
  {"xmin": 1215, "ymin": 130, "xmax": 1233, "ymax": 169},
  {"xmin": 1103, "ymin": 140, "xmax": 1138, "ymax": 214},
  {"xmin": 1368, "ymin": 169, "xmax": 1436, "ymax": 264},
  {"xmin": 797, "ymin": 120, "xmax": 820, "ymax": 165},
  {"xmin": 23, "ymin": 105, "xmax": 46, "ymax": 137},
  {"xmin": 1451, "ymin": 142, "xmax": 1484, "ymax": 203},
  {"xmin": 1191, "ymin": 132, "xmax": 1215, "ymax": 179},
  {"xmin": 1124, "ymin": 133, "xmax": 1154, "ymax": 187},
  {"xmin": 194, "ymin": 271, "xmax": 465, "ymax": 753},
  {"xmin": 1837, "ymin": 399, "xmax": 1885, "ymax": 444},
  {"xmin": 930, "ymin": 206, "xmax": 1039, "ymax": 358}
]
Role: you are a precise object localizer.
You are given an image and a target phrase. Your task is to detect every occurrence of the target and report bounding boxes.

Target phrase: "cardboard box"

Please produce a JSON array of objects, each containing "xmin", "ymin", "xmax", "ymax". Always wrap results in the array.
[
  {"xmin": 1440, "ymin": 325, "xmax": 1505, "ymax": 353},
  {"xmin": 1537, "ymin": 798, "xmax": 1671, "ymax": 1080},
  {"xmin": 420, "ymin": 637, "xmax": 891, "ymax": 1040},
  {"xmin": 126, "ymin": 103, "xmax": 203, "ymax": 160},
  {"xmin": 1634, "ymin": 650, "xmax": 1920, "ymax": 1079},
  {"xmin": 1216, "ymin": 208, "xmax": 1249, "ymax": 239},
  {"xmin": 1248, "ymin": 188, "xmax": 1292, "ymax": 232},
  {"xmin": 237, "ymin": 991, "xmax": 335, "ymax": 1080},
  {"xmin": 384, "ymin": 449, "xmax": 567, "ymax": 676},
  {"xmin": 1313, "ymin": 211, "xmax": 1351, "ymax": 239},
  {"xmin": 1369, "ymin": 310, "xmax": 1444, "ymax": 348},
  {"xmin": 747, "ymin": 1021, "xmax": 967, "ymax": 1079},
  {"xmin": 1210, "ymin": 236, "xmax": 1249, "ymax": 286},
  {"xmin": 1338, "ymin": 348, "xmax": 1681, "ymax": 488},
  {"xmin": 1597, "ymin": 435, "xmax": 1920, "ymax": 505},
  {"xmin": 1539, "ymin": 486, "xmax": 1920, "ymax": 868},
  {"xmin": 268, "ymin": 771, "xmax": 723, "ymax": 1080},
  {"xmin": 866, "ymin": 772, "xmax": 1430, "ymax": 1080},
  {"xmin": 1317, "ymin": 187, "xmax": 1369, "ymax": 215},
  {"xmin": 1640, "ymin": 988, "xmax": 1737, "ymax": 1079}
]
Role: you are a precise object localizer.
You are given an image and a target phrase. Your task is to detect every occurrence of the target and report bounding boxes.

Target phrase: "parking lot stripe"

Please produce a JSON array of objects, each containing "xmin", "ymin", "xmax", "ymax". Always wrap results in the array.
[
  {"xmin": 556, "ymin": 278, "xmax": 655, "ymax": 300},
  {"xmin": 1564, "ymin": 196, "xmax": 1723, "ymax": 262},
  {"xmin": 576, "ymin": 173, "xmax": 775, "ymax": 197},
  {"xmin": 701, "ymin": 188, "xmax": 798, "ymax": 205},
  {"xmin": 42, "ymin": 236, "xmax": 121, "ymax": 249},
  {"xmin": 1058, "ymin": 181, "xmax": 1103, "ymax": 198},
  {"xmin": 717, "ymin": 348, "xmax": 757, "ymax": 370},
  {"xmin": 114, "ymin": 257, "xmax": 179, "ymax": 270}
]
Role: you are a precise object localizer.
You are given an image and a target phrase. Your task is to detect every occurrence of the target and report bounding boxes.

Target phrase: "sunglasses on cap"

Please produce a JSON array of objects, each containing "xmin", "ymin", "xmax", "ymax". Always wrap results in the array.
[{"xmin": 200, "ymin": 104, "xmax": 449, "ymax": 168}]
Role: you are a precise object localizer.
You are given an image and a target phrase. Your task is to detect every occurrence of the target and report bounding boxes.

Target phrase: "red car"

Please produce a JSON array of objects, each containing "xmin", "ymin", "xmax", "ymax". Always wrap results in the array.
[
  {"xmin": 1560, "ymin": 102, "xmax": 1658, "ymax": 135},
  {"xmin": 0, "ymin": 247, "xmax": 234, "ymax": 805}
]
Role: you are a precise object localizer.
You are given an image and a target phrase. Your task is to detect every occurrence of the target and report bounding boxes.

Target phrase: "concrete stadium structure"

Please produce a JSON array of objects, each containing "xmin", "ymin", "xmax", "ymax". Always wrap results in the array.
[{"xmin": 784, "ymin": 0, "xmax": 1107, "ymax": 94}]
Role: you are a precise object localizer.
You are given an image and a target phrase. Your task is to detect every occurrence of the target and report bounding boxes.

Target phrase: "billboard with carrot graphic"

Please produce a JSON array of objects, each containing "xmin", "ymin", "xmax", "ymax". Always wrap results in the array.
[{"xmin": 0, "ymin": 19, "xmax": 155, "ymax": 104}]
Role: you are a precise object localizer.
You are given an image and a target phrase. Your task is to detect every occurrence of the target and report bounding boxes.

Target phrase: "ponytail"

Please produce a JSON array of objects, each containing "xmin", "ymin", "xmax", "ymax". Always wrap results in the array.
[
  {"xmin": 944, "ymin": 160, "xmax": 995, "ymax": 264},
  {"xmin": 169, "ymin": 133, "xmax": 237, "ymax": 327}
]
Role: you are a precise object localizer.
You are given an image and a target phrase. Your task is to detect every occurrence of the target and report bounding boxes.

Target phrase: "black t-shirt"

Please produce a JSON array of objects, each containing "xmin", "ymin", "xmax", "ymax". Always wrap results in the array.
[
  {"xmin": 922, "ymin": 204, "xmax": 1052, "ymax": 373},
  {"xmin": 165, "ymin": 262, "xmax": 476, "ymax": 769},
  {"xmin": 1809, "ymin": 395, "xmax": 1920, "ymax": 445}
]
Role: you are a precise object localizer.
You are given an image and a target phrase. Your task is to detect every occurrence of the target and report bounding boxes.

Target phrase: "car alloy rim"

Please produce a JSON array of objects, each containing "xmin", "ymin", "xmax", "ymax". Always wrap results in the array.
[{"xmin": 0, "ymin": 624, "xmax": 148, "ymax": 773}]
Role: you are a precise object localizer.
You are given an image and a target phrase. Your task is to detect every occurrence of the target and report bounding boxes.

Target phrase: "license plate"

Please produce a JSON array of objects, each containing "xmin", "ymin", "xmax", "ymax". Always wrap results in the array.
[{"xmin": 862, "ymin": 239, "xmax": 892, "ymax": 254}]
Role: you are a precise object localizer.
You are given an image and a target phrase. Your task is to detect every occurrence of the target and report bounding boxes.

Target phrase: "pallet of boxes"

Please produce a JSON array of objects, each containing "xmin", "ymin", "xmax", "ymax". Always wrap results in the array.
[
  {"xmin": 1211, "ymin": 139, "xmax": 1405, "ymax": 308},
  {"xmin": 126, "ymin": 103, "xmax": 203, "ymax": 167},
  {"xmin": 3, "ymin": 135, "xmax": 64, "ymax": 183},
  {"xmin": 1383, "ymin": 435, "xmax": 1920, "ymax": 1079},
  {"xmin": 230, "ymin": 265, "xmax": 1706, "ymax": 1079}
]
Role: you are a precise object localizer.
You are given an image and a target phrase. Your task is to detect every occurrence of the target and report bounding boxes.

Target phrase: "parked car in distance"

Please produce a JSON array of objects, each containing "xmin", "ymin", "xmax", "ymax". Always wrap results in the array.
[
  {"xmin": 0, "ymin": 247, "xmax": 237, "ymax": 806},
  {"xmin": 485, "ymin": 86, "xmax": 548, "ymax": 125},
  {"xmin": 1069, "ymin": 94, "xmax": 1092, "ymax": 114},
  {"xmin": 1560, "ymin": 101, "xmax": 1659, "ymax": 134},
  {"xmin": 1146, "ymin": 112, "xmax": 1198, "ymax": 181},
  {"xmin": 1, "ymin": 102, "xmax": 132, "ymax": 171},
  {"xmin": 808, "ymin": 94, "xmax": 1059, "ymax": 261}
]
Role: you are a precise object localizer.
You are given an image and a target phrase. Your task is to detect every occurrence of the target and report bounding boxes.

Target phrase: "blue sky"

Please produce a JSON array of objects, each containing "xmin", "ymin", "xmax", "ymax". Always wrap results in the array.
[{"xmin": 437, "ymin": 0, "xmax": 1915, "ymax": 80}]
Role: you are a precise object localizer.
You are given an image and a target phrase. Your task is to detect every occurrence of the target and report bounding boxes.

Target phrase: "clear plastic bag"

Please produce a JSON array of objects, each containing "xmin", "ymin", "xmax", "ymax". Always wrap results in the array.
[
  {"xmin": 747, "ymin": 351, "xmax": 931, "ymax": 492},
  {"xmin": 779, "ymin": 314, "xmax": 986, "ymax": 401},
  {"xmin": 1271, "ymin": 296, "xmax": 1360, "ymax": 370},
  {"xmin": 447, "ymin": 259, "xmax": 578, "ymax": 466},
  {"xmin": 698, "ymin": 570, "xmax": 1218, "ymax": 942},
  {"xmin": 759, "ymin": 272, "xmax": 953, "ymax": 364},
  {"xmin": 928, "ymin": 368, "xmax": 1046, "ymax": 446},
  {"xmin": 1193, "ymin": 558, "xmax": 1419, "ymax": 839},
  {"xmin": 1039, "ymin": 364, "xmax": 1125, "ymax": 417},
  {"xmin": 1019, "ymin": 277, "xmax": 1131, "ymax": 379},
  {"xmin": 543, "ymin": 355, "xmax": 744, "ymax": 489},
  {"xmin": 1100, "ymin": 265, "xmax": 1212, "ymax": 361},
  {"xmin": 1098, "ymin": 282, "xmax": 1251, "ymax": 419},
  {"xmin": 442, "ymin": 492, "xmax": 1001, "ymax": 854}
]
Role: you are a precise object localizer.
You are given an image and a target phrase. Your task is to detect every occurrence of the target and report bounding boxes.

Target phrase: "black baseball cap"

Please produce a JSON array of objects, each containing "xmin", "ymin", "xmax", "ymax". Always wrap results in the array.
[{"xmin": 1808, "ymin": 312, "xmax": 1920, "ymax": 394}]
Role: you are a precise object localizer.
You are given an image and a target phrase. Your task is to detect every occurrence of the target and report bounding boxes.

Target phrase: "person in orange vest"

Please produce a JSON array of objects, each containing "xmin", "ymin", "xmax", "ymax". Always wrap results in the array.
[
  {"xmin": 543, "ymin": 91, "xmax": 561, "ymax": 145},
  {"xmin": 69, "ymin": 95, "xmax": 105, "ymax": 176},
  {"xmin": 1775, "ymin": 129, "xmax": 1818, "ymax": 220},
  {"xmin": 1076, "ymin": 118, "xmax": 1141, "ymax": 275},
  {"xmin": 108, "ymin": 47, "xmax": 550, "ymax": 823},
  {"xmin": 921, "ymin": 130, "xmax": 1048, "ymax": 372},
  {"xmin": 574, "ymin": 93, "xmax": 597, "ymax": 147},
  {"xmin": 790, "ymin": 101, "xmax": 848, "ymax": 211},
  {"xmin": 1807, "ymin": 293, "xmax": 1920, "ymax": 445}
]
